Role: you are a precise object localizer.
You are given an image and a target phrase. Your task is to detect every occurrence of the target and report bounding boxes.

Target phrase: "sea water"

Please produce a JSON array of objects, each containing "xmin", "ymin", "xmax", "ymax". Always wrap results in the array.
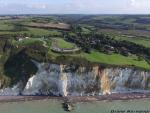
[{"xmin": 0, "ymin": 99, "xmax": 150, "ymax": 113}]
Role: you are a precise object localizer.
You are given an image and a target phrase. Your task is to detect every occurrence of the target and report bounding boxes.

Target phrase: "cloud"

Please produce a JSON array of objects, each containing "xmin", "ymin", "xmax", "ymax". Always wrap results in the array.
[
  {"xmin": 0, "ymin": 0, "xmax": 150, "ymax": 14},
  {"xmin": 127, "ymin": 0, "xmax": 150, "ymax": 13},
  {"xmin": 130, "ymin": 0, "xmax": 140, "ymax": 7},
  {"xmin": 131, "ymin": 0, "xmax": 135, "ymax": 4},
  {"xmin": 28, "ymin": 3, "xmax": 48, "ymax": 9},
  {"xmin": 64, "ymin": 0, "xmax": 118, "ymax": 13}
]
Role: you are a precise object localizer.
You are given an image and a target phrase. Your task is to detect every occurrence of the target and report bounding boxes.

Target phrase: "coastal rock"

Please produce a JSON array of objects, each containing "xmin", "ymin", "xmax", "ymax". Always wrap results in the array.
[
  {"xmin": 0, "ymin": 83, "xmax": 21, "ymax": 96},
  {"xmin": 0, "ymin": 61, "xmax": 150, "ymax": 96}
]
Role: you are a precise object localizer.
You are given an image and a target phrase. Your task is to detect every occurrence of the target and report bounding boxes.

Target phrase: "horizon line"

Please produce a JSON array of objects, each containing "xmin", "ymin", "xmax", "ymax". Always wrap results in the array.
[{"xmin": 1, "ymin": 13, "xmax": 150, "ymax": 16}]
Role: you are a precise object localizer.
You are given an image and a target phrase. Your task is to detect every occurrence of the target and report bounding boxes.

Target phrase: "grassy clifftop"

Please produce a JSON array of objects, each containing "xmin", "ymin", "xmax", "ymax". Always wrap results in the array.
[{"xmin": 0, "ymin": 37, "xmax": 150, "ymax": 87}]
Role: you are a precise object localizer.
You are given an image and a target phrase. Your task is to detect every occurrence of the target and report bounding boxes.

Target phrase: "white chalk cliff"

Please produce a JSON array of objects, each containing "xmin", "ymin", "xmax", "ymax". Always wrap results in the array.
[{"xmin": 0, "ymin": 61, "xmax": 150, "ymax": 96}]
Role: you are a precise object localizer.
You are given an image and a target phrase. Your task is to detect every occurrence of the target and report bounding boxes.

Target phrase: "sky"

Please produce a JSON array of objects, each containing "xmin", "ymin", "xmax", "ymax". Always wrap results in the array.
[{"xmin": 0, "ymin": 0, "xmax": 150, "ymax": 14}]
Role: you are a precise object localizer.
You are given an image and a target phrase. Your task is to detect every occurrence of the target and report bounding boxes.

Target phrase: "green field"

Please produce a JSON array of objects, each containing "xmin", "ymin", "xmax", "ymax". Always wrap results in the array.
[
  {"xmin": 0, "ymin": 15, "xmax": 150, "ymax": 70},
  {"xmin": 53, "ymin": 38, "xmax": 75, "ymax": 49},
  {"xmin": 48, "ymin": 49, "xmax": 150, "ymax": 70},
  {"xmin": 12, "ymin": 38, "xmax": 44, "ymax": 46},
  {"xmin": 115, "ymin": 36, "xmax": 150, "ymax": 48},
  {"xmin": 83, "ymin": 51, "xmax": 150, "ymax": 69},
  {"xmin": 0, "ymin": 19, "xmax": 62, "ymax": 37},
  {"xmin": 14, "ymin": 37, "xmax": 149, "ymax": 70}
]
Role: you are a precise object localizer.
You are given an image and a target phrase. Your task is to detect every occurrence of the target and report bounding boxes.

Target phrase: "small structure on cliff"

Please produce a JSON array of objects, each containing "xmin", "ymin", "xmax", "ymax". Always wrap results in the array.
[{"xmin": 51, "ymin": 46, "xmax": 80, "ymax": 53}]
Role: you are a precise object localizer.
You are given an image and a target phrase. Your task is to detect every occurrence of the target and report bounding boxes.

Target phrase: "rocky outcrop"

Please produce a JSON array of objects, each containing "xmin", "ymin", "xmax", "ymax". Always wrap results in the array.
[{"xmin": 0, "ymin": 61, "xmax": 150, "ymax": 96}]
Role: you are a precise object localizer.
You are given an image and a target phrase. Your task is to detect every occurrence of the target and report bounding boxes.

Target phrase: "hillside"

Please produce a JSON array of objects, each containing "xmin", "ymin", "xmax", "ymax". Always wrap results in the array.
[{"xmin": 0, "ymin": 15, "xmax": 150, "ymax": 87}]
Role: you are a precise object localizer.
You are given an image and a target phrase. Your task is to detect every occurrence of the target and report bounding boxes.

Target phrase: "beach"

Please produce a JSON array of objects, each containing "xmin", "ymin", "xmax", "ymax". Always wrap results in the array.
[
  {"xmin": 0, "ymin": 94, "xmax": 150, "ymax": 113},
  {"xmin": 0, "ymin": 93, "xmax": 150, "ymax": 103}
]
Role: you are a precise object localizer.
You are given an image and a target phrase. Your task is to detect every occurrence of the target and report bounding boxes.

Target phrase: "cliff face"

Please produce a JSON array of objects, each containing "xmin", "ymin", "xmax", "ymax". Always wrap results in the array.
[{"xmin": 0, "ymin": 61, "xmax": 150, "ymax": 96}]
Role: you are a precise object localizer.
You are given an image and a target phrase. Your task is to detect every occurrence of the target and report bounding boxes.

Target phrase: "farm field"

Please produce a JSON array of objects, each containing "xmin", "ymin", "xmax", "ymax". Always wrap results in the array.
[
  {"xmin": 115, "ymin": 35, "xmax": 150, "ymax": 48},
  {"xmin": 0, "ymin": 15, "xmax": 150, "ymax": 71},
  {"xmin": 47, "ymin": 49, "xmax": 150, "ymax": 70},
  {"xmin": 52, "ymin": 38, "xmax": 75, "ymax": 49}
]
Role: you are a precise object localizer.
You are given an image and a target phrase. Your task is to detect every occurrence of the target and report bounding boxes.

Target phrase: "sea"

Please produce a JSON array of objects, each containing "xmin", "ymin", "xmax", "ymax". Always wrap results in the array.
[{"xmin": 0, "ymin": 99, "xmax": 150, "ymax": 113}]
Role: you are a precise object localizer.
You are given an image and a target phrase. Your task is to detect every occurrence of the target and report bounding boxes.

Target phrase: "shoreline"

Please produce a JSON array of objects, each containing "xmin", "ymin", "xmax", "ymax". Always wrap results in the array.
[{"xmin": 0, "ymin": 93, "xmax": 150, "ymax": 103}]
